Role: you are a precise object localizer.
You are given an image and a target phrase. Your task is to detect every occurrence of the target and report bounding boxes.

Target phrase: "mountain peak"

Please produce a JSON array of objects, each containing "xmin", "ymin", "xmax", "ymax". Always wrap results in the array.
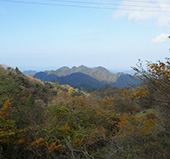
[
  {"xmin": 33, "ymin": 65, "xmax": 140, "ymax": 90},
  {"xmin": 58, "ymin": 66, "xmax": 70, "ymax": 71},
  {"xmin": 72, "ymin": 66, "xmax": 77, "ymax": 69},
  {"xmin": 78, "ymin": 65, "xmax": 88, "ymax": 69},
  {"xmin": 96, "ymin": 66, "xmax": 108, "ymax": 71},
  {"xmin": 43, "ymin": 65, "xmax": 118, "ymax": 83},
  {"xmin": 79, "ymin": 65, "xmax": 87, "ymax": 67}
]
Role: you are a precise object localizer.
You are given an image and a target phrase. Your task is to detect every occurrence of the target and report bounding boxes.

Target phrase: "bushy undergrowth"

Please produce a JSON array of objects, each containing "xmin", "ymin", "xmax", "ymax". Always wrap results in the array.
[{"xmin": 0, "ymin": 58, "xmax": 170, "ymax": 159}]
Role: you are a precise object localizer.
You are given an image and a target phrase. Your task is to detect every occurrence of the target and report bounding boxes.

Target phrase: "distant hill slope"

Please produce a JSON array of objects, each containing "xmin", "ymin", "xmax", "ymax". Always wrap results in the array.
[
  {"xmin": 46, "ymin": 65, "xmax": 122, "ymax": 83},
  {"xmin": 33, "ymin": 66, "xmax": 140, "ymax": 91},
  {"xmin": 23, "ymin": 70, "xmax": 37, "ymax": 76},
  {"xmin": 34, "ymin": 72, "xmax": 58, "ymax": 82},
  {"xmin": 34, "ymin": 72, "xmax": 105, "ymax": 91},
  {"xmin": 111, "ymin": 74, "xmax": 140, "ymax": 87}
]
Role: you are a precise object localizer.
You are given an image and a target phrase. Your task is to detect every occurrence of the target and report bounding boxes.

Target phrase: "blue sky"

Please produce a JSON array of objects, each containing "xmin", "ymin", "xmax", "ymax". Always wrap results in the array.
[{"xmin": 0, "ymin": 0, "xmax": 170, "ymax": 71}]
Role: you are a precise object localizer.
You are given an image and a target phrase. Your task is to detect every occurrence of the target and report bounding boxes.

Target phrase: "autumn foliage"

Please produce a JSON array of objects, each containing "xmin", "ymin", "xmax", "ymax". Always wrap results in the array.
[{"xmin": 0, "ymin": 59, "xmax": 170, "ymax": 158}]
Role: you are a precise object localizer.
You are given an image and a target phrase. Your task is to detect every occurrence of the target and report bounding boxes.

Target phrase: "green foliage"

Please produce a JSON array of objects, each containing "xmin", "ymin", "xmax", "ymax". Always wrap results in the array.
[{"xmin": 0, "ymin": 59, "xmax": 170, "ymax": 158}]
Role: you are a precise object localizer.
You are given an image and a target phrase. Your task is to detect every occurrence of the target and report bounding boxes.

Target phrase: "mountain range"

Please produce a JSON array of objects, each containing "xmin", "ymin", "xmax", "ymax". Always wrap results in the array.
[
  {"xmin": 32, "ymin": 66, "xmax": 140, "ymax": 91},
  {"xmin": 46, "ymin": 65, "xmax": 122, "ymax": 83}
]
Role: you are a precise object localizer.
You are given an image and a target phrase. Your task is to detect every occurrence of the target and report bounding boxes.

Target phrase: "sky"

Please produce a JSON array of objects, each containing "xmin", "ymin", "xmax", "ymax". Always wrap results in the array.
[{"xmin": 0, "ymin": 0, "xmax": 170, "ymax": 72}]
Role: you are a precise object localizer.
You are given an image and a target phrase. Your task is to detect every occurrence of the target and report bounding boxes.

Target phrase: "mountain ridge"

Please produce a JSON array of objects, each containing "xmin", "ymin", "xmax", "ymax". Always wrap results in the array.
[
  {"xmin": 33, "ymin": 66, "xmax": 140, "ymax": 91},
  {"xmin": 46, "ymin": 65, "xmax": 121, "ymax": 83}
]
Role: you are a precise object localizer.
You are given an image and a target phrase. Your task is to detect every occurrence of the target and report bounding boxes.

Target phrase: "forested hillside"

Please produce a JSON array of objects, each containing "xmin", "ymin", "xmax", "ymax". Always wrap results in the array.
[
  {"xmin": 33, "ymin": 66, "xmax": 140, "ymax": 91},
  {"xmin": 39, "ymin": 65, "xmax": 128, "ymax": 83},
  {"xmin": 0, "ymin": 58, "xmax": 170, "ymax": 159},
  {"xmin": 46, "ymin": 65, "xmax": 117, "ymax": 83},
  {"xmin": 34, "ymin": 72, "xmax": 105, "ymax": 90}
]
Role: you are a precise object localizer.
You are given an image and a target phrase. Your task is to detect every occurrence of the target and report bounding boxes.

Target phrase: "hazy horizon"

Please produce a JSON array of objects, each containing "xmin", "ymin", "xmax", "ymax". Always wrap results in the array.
[{"xmin": 1, "ymin": 63, "xmax": 134, "ymax": 74}]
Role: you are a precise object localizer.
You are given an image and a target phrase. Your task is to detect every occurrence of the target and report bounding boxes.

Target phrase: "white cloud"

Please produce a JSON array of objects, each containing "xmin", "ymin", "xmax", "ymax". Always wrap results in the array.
[
  {"xmin": 84, "ymin": 35, "xmax": 103, "ymax": 40},
  {"xmin": 84, "ymin": 35, "xmax": 97, "ymax": 40},
  {"xmin": 152, "ymin": 33, "xmax": 170, "ymax": 43},
  {"xmin": 157, "ymin": 17, "xmax": 170, "ymax": 26},
  {"xmin": 115, "ymin": 0, "xmax": 170, "ymax": 26}
]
